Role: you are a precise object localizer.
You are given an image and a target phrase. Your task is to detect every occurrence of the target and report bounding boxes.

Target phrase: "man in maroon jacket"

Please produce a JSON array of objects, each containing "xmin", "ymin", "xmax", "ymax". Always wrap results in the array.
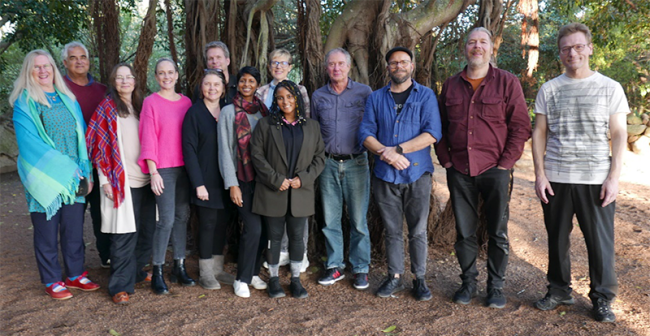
[
  {"xmin": 435, "ymin": 27, "xmax": 531, "ymax": 309},
  {"xmin": 62, "ymin": 41, "xmax": 109, "ymax": 268}
]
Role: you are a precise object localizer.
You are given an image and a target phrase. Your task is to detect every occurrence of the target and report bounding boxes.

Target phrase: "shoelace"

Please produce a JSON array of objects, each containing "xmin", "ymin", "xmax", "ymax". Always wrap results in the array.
[{"xmin": 597, "ymin": 300, "xmax": 612, "ymax": 314}]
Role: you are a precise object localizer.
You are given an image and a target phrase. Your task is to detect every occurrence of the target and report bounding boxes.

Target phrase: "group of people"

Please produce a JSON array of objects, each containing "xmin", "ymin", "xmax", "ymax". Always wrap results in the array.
[{"xmin": 11, "ymin": 22, "xmax": 626, "ymax": 323}]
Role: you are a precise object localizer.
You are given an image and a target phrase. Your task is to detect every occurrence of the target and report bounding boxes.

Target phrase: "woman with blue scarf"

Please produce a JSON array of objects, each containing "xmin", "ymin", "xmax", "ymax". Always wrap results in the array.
[{"xmin": 10, "ymin": 50, "xmax": 100, "ymax": 300}]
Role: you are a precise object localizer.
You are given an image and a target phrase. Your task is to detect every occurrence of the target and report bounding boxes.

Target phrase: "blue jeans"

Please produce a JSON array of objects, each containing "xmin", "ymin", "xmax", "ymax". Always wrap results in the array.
[{"xmin": 320, "ymin": 153, "xmax": 371, "ymax": 274}]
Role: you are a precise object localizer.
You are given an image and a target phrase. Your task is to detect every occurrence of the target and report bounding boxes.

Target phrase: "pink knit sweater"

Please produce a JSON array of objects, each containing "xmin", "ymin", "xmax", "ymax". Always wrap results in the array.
[{"xmin": 138, "ymin": 92, "xmax": 192, "ymax": 173}]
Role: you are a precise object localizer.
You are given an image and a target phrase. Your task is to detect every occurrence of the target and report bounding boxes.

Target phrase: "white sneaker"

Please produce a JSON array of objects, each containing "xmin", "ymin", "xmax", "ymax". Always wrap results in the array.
[
  {"xmin": 300, "ymin": 254, "xmax": 309, "ymax": 273},
  {"xmin": 279, "ymin": 252, "xmax": 290, "ymax": 266},
  {"xmin": 233, "ymin": 280, "xmax": 250, "ymax": 298},
  {"xmin": 251, "ymin": 276, "xmax": 267, "ymax": 290}
]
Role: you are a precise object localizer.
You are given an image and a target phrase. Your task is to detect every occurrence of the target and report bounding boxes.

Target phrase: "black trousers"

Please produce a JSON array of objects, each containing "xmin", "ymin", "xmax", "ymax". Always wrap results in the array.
[
  {"xmin": 107, "ymin": 186, "xmax": 156, "ymax": 296},
  {"xmin": 266, "ymin": 214, "xmax": 306, "ymax": 265},
  {"xmin": 87, "ymin": 168, "xmax": 110, "ymax": 264},
  {"xmin": 235, "ymin": 181, "xmax": 266, "ymax": 284},
  {"xmin": 197, "ymin": 206, "xmax": 230, "ymax": 259},
  {"xmin": 447, "ymin": 167, "xmax": 512, "ymax": 289},
  {"xmin": 541, "ymin": 182, "xmax": 618, "ymax": 301}
]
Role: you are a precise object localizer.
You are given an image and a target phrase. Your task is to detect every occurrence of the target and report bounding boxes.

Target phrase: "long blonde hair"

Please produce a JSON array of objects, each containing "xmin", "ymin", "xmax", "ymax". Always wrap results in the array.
[{"xmin": 9, "ymin": 49, "xmax": 76, "ymax": 108}]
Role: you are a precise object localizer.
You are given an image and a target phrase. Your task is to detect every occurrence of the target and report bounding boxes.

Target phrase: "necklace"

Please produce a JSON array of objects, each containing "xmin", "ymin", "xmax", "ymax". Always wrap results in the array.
[{"xmin": 46, "ymin": 92, "xmax": 58, "ymax": 103}]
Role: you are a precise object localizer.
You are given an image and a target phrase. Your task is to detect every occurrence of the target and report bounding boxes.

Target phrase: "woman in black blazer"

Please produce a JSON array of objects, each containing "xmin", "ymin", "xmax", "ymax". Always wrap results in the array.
[
  {"xmin": 250, "ymin": 80, "xmax": 325, "ymax": 299},
  {"xmin": 182, "ymin": 70, "xmax": 236, "ymax": 290}
]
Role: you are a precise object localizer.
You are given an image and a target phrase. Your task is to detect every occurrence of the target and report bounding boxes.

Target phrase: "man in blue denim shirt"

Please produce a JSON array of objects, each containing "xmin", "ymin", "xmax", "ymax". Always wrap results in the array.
[
  {"xmin": 312, "ymin": 48, "xmax": 373, "ymax": 290},
  {"xmin": 358, "ymin": 47, "xmax": 442, "ymax": 301}
]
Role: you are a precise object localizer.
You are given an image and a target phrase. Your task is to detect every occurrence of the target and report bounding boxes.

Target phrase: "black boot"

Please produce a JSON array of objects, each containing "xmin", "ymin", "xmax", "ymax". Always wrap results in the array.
[
  {"xmin": 267, "ymin": 277, "xmax": 286, "ymax": 298},
  {"xmin": 151, "ymin": 265, "xmax": 169, "ymax": 295},
  {"xmin": 170, "ymin": 259, "xmax": 196, "ymax": 286},
  {"xmin": 290, "ymin": 277, "xmax": 308, "ymax": 299}
]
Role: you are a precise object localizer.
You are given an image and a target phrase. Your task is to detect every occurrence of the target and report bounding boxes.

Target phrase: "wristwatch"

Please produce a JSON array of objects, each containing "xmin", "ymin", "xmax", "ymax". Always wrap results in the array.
[{"xmin": 395, "ymin": 144, "xmax": 403, "ymax": 154}]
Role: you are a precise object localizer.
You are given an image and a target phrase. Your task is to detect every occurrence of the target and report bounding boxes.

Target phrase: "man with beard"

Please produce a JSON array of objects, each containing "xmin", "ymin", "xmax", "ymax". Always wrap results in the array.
[
  {"xmin": 435, "ymin": 27, "xmax": 531, "ymax": 309},
  {"xmin": 358, "ymin": 47, "xmax": 441, "ymax": 301}
]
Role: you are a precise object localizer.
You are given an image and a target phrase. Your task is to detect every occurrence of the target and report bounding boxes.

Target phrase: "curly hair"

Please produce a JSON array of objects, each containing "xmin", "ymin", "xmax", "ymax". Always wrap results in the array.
[{"xmin": 270, "ymin": 80, "xmax": 306, "ymax": 126}]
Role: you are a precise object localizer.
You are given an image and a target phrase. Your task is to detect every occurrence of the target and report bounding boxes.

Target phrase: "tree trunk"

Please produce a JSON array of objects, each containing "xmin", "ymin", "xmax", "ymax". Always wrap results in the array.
[
  {"xmin": 475, "ymin": 0, "xmax": 517, "ymax": 63},
  {"xmin": 90, "ymin": 0, "xmax": 120, "ymax": 83},
  {"xmin": 165, "ymin": 0, "xmax": 181, "ymax": 92},
  {"xmin": 321, "ymin": 0, "xmax": 475, "ymax": 89},
  {"xmin": 133, "ymin": 0, "xmax": 158, "ymax": 94},
  {"xmin": 184, "ymin": 0, "xmax": 222, "ymax": 97},
  {"xmin": 297, "ymin": 0, "xmax": 324, "ymax": 92},
  {"xmin": 519, "ymin": 0, "xmax": 539, "ymax": 77}
]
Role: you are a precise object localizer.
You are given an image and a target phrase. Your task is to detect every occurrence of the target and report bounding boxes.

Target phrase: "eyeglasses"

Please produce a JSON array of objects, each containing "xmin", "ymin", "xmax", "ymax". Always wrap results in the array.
[
  {"xmin": 271, "ymin": 61, "xmax": 290, "ymax": 68},
  {"xmin": 388, "ymin": 60, "xmax": 411, "ymax": 69},
  {"xmin": 560, "ymin": 44, "xmax": 588, "ymax": 55},
  {"xmin": 33, "ymin": 64, "xmax": 52, "ymax": 71},
  {"xmin": 116, "ymin": 75, "xmax": 136, "ymax": 81},
  {"xmin": 204, "ymin": 68, "xmax": 224, "ymax": 73}
]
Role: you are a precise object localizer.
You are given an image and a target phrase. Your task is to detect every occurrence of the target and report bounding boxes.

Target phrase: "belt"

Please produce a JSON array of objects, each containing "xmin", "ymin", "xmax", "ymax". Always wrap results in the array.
[{"xmin": 326, "ymin": 152, "xmax": 364, "ymax": 161}]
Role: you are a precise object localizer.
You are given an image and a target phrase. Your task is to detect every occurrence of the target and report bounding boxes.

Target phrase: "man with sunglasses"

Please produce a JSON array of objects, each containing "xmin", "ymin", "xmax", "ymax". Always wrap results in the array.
[
  {"xmin": 532, "ymin": 23, "xmax": 628, "ymax": 323},
  {"xmin": 435, "ymin": 27, "xmax": 531, "ymax": 309},
  {"xmin": 359, "ymin": 47, "xmax": 441, "ymax": 301}
]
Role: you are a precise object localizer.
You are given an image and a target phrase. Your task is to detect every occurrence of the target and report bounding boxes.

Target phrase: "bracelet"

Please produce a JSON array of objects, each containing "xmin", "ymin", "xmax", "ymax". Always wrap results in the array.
[{"xmin": 151, "ymin": 171, "xmax": 159, "ymax": 176}]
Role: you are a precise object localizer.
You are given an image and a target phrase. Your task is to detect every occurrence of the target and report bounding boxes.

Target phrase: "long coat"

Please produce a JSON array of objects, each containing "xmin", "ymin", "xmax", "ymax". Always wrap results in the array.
[{"xmin": 250, "ymin": 116, "xmax": 325, "ymax": 217}]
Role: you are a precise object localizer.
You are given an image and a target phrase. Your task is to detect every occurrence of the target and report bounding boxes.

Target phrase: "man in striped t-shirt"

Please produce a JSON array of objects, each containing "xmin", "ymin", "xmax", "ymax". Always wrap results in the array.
[{"xmin": 532, "ymin": 23, "xmax": 629, "ymax": 323}]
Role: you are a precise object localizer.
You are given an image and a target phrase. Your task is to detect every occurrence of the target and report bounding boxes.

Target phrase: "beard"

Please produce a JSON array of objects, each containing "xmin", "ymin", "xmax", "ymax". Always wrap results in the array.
[{"xmin": 389, "ymin": 69, "xmax": 411, "ymax": 85}]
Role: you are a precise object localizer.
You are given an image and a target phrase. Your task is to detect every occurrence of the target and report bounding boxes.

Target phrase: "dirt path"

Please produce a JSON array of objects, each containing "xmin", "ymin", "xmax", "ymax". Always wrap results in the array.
[{"xmin": 1, "ymin": 147, "xmax": 649, "ymax": 336}]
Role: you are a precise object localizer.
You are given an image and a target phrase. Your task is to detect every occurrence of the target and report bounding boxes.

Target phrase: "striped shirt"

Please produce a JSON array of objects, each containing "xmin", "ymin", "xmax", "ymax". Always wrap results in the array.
[{"xmin": 535, "ymin": 72, "xmax": 629, "ymax": 184}]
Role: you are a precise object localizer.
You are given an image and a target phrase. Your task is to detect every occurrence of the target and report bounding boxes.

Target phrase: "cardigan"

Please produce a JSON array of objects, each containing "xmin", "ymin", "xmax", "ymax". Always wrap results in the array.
[
  {"xmin": 249, "ymin": 117, "xmax": 325, "ymax": 217},
  {"xmin": 182, "ymin": 100, "xmax": 226, "ymax": 209}
]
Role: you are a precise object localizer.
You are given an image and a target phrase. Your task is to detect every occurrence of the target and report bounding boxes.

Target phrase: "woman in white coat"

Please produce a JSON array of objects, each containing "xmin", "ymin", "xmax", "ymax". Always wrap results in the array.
[{"xmin": 86, "ymin": 63, "xmax": 156, "ymax": 304}]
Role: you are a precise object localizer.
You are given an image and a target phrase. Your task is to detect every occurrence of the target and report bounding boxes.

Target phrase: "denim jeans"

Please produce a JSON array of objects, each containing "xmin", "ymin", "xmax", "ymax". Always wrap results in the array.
[
  {"xmin": 31, "ymin": 203, "xmax": 86, "ymax": 284},
  {"xmin": 320, "ymin": 153, "xmax": 371, "ymax": 274},
  {"xmin": 151, "ymin": 167, "xmax": 190, "ymax": 265},
  {"xmin": 372, "ymin": 173, "xmax": 432, "ymax": 277}
]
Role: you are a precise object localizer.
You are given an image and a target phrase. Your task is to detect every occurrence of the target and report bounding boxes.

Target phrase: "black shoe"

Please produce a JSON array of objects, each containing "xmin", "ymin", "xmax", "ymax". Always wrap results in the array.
[
  {"xmin": 534, "ymin": 293, "xmax": 575, "ymax": 311},
  {"xmin": 486, "ymin": 288, "xmax": 506, "ymax": 309},
  {"xmin": 290, "ymin": 277, "xmax": 308, "ymax": 299},
  {"xmin": 318, "ymin": 268, "xmax": 345, "ymax": 286},
  {"xmin": 453, "ymin": 283, "xmax": 478, "ymax": 305},
  {"xmin": 593, "ymin": 298, "xmax": 616, "ymax": 323},
  {"xmin": 151, "ymin": 265, "xmax": 169, "ymax": 295},
  {"xmin": 170, "ymin": 259, "xmax": 196, "ymax": 286},
  {"xmin": 412, "ymin": 278, "xmax": 432, "ymax": 301},
  {"xmin": 376, "ymin": 275, "xmax": 404, "ymax": 298},
  {"xmin": 267, "ymin": 277, "xmax": 286, "ymax": 298},
  {"xmin": 353, "ymin": 273, "xmax": 369, "ymax": 290}
]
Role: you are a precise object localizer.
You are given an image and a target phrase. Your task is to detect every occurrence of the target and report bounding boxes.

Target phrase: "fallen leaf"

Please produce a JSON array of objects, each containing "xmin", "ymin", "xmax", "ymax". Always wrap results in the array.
[
  {"xmin": 450, "ymin": 252, "xmax": 455, "ymax": 256},
  {"xmin": 198, "ymin": 294, "xmax": 205, "ymax": 299},
  {"xmin": 559, "ymin": 311, "xmax": 566, "ymax": 317},
  {"xmin": 382, "ymin": 325, "xmax": 397, "ymax": 333},
  {"xmin": 109, "ymin": 329, "xmax": 121, "ymax": 336}
]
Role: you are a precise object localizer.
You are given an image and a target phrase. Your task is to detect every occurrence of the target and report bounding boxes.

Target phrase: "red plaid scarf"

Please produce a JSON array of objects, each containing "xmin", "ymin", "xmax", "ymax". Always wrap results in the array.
[
  {"xmin": 85, "ymin": 97, "xmax": 126, "ymax": 208},
  {"xmin": 233, "ymin": 93, "xmax": 268, "ymax": 182}
]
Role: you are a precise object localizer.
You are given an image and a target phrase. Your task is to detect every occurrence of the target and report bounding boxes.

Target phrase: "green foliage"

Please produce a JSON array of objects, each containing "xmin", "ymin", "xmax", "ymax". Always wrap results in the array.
[{"xmin": 1, "ymin": 0, "xmax": 88, "ymax": 53}]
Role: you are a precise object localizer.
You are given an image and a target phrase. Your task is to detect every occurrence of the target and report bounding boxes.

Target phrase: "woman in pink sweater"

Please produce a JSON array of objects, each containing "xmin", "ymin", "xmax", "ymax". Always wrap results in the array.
[{"xmin": 138, "ymin": 58, "xmax": 195, "ymax": 294}]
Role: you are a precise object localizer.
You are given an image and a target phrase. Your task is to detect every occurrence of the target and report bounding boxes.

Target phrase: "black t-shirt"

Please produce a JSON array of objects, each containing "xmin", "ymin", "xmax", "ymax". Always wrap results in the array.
[{"xmin": 390, "ymin": 83, "xmax": 414, "ymax": 115}]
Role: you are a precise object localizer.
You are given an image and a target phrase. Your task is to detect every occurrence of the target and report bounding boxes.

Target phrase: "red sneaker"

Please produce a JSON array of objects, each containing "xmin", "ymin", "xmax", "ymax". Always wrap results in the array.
[
  {"xmin": 65, "ymin": 271, "xmax": 100, "ymax": 291},
  {"xmin": 46, "ymin": 282, "xmax": 73, "ymax": 300}
]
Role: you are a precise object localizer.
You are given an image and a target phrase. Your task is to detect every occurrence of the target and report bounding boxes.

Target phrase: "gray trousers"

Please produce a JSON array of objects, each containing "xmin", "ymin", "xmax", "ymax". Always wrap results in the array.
[
  {"xmin": 151, "ymin": 167, "xmax": 190, "ymax": 265},
  {"xmin": 372, "ymin": 173, "xmax": 432, "ymax": 277}
]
